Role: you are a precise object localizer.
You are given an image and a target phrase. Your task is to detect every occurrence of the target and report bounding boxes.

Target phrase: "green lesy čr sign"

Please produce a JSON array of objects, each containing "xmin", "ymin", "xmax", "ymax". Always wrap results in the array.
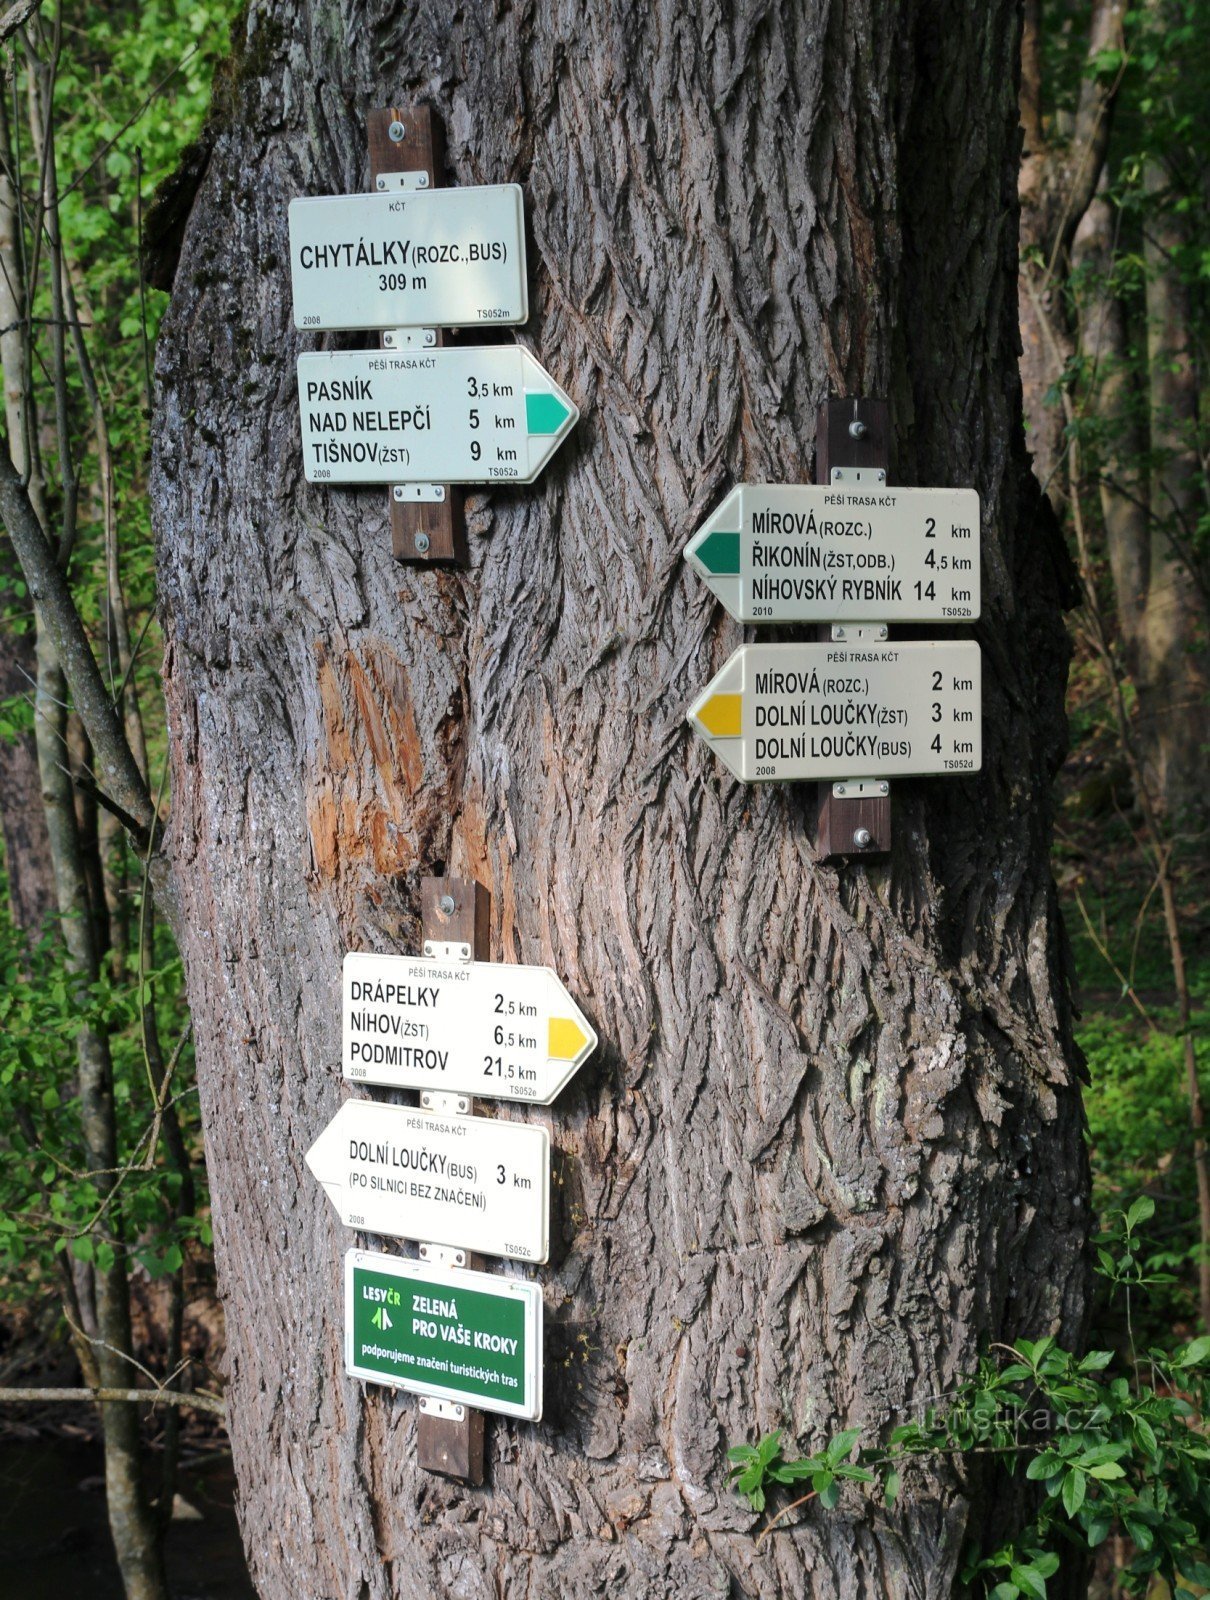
[{"xmin": 344, "ymin": 1250, "xmax": 542, "ymax": 1420}]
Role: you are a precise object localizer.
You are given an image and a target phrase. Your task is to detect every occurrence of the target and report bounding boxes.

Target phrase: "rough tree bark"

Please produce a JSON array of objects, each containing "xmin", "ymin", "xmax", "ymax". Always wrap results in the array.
[
  {"xmin": 151, "ymin": 4, "xmax": 1086, "ymax": 1596},
  {"xmin": 1137, "ymin": 158, "xmax": 1208, "ymax": 823},
  {"xmin": 0, "ymin": 91, "xmax": 54, "ymax": 933},
  {"xmin": 1018, "ymin": 0, "xmax": 1124, "ymax": 510}
]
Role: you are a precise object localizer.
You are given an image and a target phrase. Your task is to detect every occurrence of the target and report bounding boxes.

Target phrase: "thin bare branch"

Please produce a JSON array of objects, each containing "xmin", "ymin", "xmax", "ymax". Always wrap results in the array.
[{"xmin": 0, "ymin": 1385, "xmax": 225, "ymax": 1417}]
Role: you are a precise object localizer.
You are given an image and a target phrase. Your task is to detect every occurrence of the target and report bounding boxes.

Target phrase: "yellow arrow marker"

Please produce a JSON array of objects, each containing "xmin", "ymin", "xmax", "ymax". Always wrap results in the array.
[
  {"xmin": 549, "ymin": 1017, "xmax": 590, "ymax": 1061},
  {"xmin": 693, "ymin": 693, "xmax": 742, "ymax": 737}
]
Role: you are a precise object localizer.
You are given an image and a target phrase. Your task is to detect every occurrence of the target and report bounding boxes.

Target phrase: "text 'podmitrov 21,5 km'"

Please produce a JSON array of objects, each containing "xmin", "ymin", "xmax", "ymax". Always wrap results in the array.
[
  {"xmin": 289, "ymin": 144, "xmax": 590, "ymax": 1446},
  {"xmin": 289, "ymin": 108, "xmax": 987, "ymax": 1478}
]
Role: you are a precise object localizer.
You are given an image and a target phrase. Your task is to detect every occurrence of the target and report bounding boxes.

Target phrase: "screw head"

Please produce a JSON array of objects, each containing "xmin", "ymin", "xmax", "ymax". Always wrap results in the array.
[
  {"xmin": 836, "ymin": 785, "xmax": 847, "ymax": 797},
  {"xmin": 415, "ymin": 532, "xmax": 431, "ymax": 554},
  {"xmin": 853, "ymin": 827, "xmax": 873, "ymax": 849},
  {"xmin": 376, "ymin": 176, "xmax": 386, "ymax": 190},
  {"xmin": 388, "ymin": 119, "xmax": 405, "ymax": 142},
  {"xmin": 880, "ymin": 782, "xmax": 889, "ymax": 796},
  {"xmin": 434, "ymin": 485, "xmax": 445, "ymax": 500},
  {"xmin": 439, "ymin": 893, "xmax": 456, "ymax": 915},
  {"xmin": 848, "ymin": 419, "xmax": 868, "ymax": 439},
  {"xmin": 834, "ymin": 469, "xmax": 844, "ymax": 480},
  {"xmin": 417, "ymin": 173, "xmax": 429, "ymax": 186},
  {"xmin": 834, "ymin": 627, "xmax": 846, "ymax": 640}
]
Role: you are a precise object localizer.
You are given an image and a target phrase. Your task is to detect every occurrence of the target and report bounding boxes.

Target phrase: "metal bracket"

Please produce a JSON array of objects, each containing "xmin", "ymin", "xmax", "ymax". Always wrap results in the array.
[
  {"xmin": 831, "ymin": 623, "xmax": 888, "ymax": 642},
  {"xmin": 418, "ymin": 1242, "xmax": 468, "ymax": 1268},
  {"xmin": 393, "ymin": 484, "xmax": 445, "ymax": 504},
  {"xmin": 418, "ymin": 1396, "xmax": 467, "ymax": 1421},
  {"xmin": 383, "ymin": 328, "xmax": 437, "ymax": 350},
  {"xmin": 421, "ymin": 940, "xmax": 472, "ymax": 963},
  {"xmin": 374, "ymin": 170, "xmax": 430, "ymax": 192},
  {"xmin": 830, "ymin": 466, "xmax": 887, "ymax": 486},
  {"xmin": 833, "ymin": 779, "xmax": 891, "ymax": 800},
  {"xmin": 419, "ymin": 1090, "xmax": 470, "ymax": 1116}
]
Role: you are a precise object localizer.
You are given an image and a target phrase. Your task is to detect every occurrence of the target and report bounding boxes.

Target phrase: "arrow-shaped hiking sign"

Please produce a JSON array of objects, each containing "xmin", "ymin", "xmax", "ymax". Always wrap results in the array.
[
  {"xmin": 297, "ymin": 344, "xmax": 577, "ymax": 486},
  {"xmin": 343, "ymin": 950, "xmax": 597, "ymax": 1106},
  {"xmin": 305, "ymin": 1098, "xmax": 550, "ymax": 1262},
  {"xmin": 684, "ymin": 483, "xmax": 981, "ymax": 623}
]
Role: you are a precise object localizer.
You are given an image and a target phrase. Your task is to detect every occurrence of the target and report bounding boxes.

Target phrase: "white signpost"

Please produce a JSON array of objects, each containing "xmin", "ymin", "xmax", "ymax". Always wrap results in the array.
[
  {"xmin": 684, "ymin": 483, "xmax": 982, "ymax": 623},
  {"xmin": 296, "ymin": 346, "xmax": 578, "ymax": 485},
  {"xmin": 343, "ymin": 951, "xmax": 597, "ymax": 1105},
  {"xmin": 305, "ymin": 1100, "xmax": 550, "ymax": 1262},
  {"xmin": 289, "ymin": 186, "xmax": 528, "ymax": 330},
  {"xmin": 688, "ymin": 640, "xmax": 982, "ymax": 783}
]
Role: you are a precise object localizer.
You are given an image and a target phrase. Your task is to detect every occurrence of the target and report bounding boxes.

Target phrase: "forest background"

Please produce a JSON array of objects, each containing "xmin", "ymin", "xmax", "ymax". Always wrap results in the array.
[{"xmin": 0, "ymin": 1, "xmax": 1204, "ymax": 1597}]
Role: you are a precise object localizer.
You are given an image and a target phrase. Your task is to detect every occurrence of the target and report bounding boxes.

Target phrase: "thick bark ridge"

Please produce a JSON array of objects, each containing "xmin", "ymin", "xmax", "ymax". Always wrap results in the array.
[{"xmin": 151, "ymin": 3, "xmax": 1086, "ymax": 1596}]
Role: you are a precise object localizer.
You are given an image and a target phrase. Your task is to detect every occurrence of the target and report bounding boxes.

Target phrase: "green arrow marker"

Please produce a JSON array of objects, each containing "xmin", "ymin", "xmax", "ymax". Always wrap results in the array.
[
  {"xmin": 371, "ymin": 1306, "xmax": 392, "ymax": 1330},
  {"xmin": 692, "ymin": 529, "xmax": 741, "ymax": 575},
  {"xmin": 525, "ymin": 391, "xmax": 572, "ymax": 435}
]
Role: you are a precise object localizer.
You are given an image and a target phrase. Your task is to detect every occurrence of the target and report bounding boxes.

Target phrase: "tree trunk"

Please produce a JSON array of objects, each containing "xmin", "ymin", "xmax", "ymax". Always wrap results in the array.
[
  {"xmin": 0, "ymin": 579, "xmax": 54, "ymax": 933},
  {"xmin": 151, "ymin": 4, "xmax": 1087, "ymax": 1596},
  {"xmin": 1138, "ymin": 162, "xmax": 1209, "ymax": 823},
  {"xmin": 1071, "ymin": 186, "xmax": 1150, "ymax": 666},
  {"xmin": 1018, "ymin": 0, "xmax": 1124, "ymax": 511},
  {"xmin": 0, "ymin": 96, "xmax": 54, "ymax": 935}
]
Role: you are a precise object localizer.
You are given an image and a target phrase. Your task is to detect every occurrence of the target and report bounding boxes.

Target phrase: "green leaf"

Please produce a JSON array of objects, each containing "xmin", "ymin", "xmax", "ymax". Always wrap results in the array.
[
  {"xmin": 1083, "ymin": 1516, "xmax": 1112, "ymax": 1548},
  {"xmin": 1123, "ymin": 1517, "xmax": 1153, "ymax": 1552},
  {"xmin": 884, "ymin": 1469, "xmax": 900, "ymax": 1507},
  {"xmin": 1061, "ymin": 1470, "xmax": 1086, "ymax": 1518},
  {"xmin": 815, "ymin": 1474, "xmax": 839, "ymax": 1511},
  {"xmin": 825, "ymin": 1428, "xmax": 862, "ymax": 1464},
  {"xmin": 1087, "ymin": 1462, "xmax": 1126, "ymax": 1481},
  {"xmin": 989, "ymin": 1586, "xmax": 1020, "ymax": 1600},
  {"xmin": 1077, "ymin": 1350, "xmax": 1113, "ymax": 1372},
  {"xmin": 1132, "ymin": 1418, "xmax": 1157, "ymax": 1456},
  {"xmin": 1009, "ymin": 1565, "xmax": 1047, "ymax": 1600},
  {"xmin": 1176, "ymin": 1334, "xmax": 1210, "ymax": 1367},
  {"xmin": 1027, "ymin": 1453, "xmax": 1063, "ymax": 1481},
  {"xmin": 1126, "ymin": 1196, "xmax": 1155, "ymax": 1230}
]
